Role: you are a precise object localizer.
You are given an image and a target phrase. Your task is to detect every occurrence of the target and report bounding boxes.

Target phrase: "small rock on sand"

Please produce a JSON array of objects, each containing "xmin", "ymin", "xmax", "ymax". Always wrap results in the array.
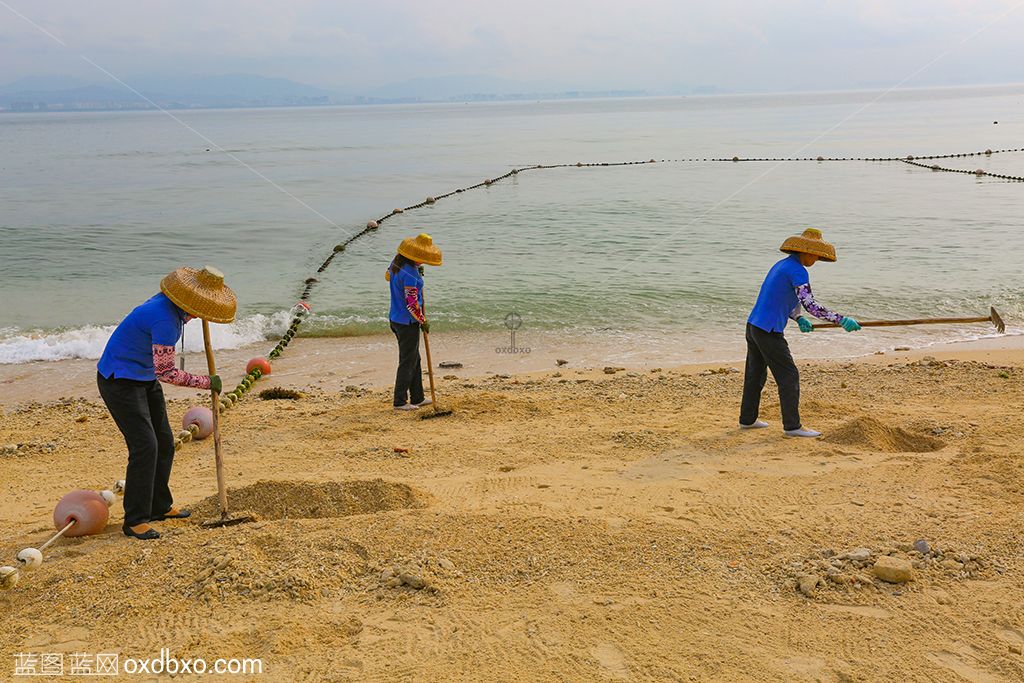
[
  {"xmin": 913, "ymin": 539, "xmax": 930, "ymax": 554},
  {"xmin": 844, "ymin": 548, "xmax": 872, "ymax": 562},
  {"xmin": 399, "ymin": 572, "xmax": 427, "ymax": 589},
  {"xmin": 797, "ymin": 574, "xmax": 821, "ymax": 597},
  {"xmin": 930, "ymin": 589, "xmax": 952, "ymax": 605},
  {"xmin": 873, "ymin": 556, "xmax": 914, "ymax": 583},
  {"xmin": 556, "ymin": 359, "xmax": 568, "ymax": 366}
]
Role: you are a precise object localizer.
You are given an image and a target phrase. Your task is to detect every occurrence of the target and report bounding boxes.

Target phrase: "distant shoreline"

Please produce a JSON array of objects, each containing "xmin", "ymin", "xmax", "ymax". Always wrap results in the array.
[{"xmin": 3, "ymin": 81, "xmax": 1023, "ymax": 115}]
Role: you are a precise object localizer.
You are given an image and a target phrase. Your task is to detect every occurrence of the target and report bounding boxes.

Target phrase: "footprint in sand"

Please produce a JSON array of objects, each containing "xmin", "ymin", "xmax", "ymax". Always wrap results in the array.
[
  {"xmin": 817, "ymin": 604, "xmax": 891, "ymax": 619},
  {"xmin": 549, "ymin": 581, "xmax": 577, "ymax": 602},
  {"xmin": 23, "ymin": 625, "xmax": 93, "ymax": 653},
  {"xmin": 927, "ymin": 645, "xmax": 1006, "ymax": 683},
  {"xmin": 590, "ymin": 642, "xmax": 629, "ymax": 680}
]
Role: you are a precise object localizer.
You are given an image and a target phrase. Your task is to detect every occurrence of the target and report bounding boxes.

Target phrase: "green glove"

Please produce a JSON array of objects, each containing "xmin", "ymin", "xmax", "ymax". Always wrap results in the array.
[
  {"xmin": 796, "ymin": 316, "xmax": 814, "ymax": 333},
  {"xmin": 840, "ymin": 317, "xmax": 861, "ymax": 332},
  {"xmin": 209, "ymin": 374, "xmax": 222, "ymax": 394},
  {"xmin": 420, "ymin": 321, "xmax": 430, "ymax": 334}
]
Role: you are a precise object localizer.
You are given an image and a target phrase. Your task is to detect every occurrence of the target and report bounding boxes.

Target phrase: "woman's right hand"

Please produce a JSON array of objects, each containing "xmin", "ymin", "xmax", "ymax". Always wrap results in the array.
[
  {"xmin": 420, "ymin": 321, "xmax": 430, "ymax": 334},
  {"xmin": 209, "ymin": 374, "xmax": 222, "ymax": 393}
]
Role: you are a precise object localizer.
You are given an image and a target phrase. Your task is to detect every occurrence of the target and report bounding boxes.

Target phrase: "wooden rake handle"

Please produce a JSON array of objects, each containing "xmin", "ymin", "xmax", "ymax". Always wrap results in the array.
[
  {"xmin": 812, "ymin": 307, "xmax": 1005, "ymax": 333},
  {"xmin": 202, "ymin": 320, "xmax": 229, "ymax": 520}
]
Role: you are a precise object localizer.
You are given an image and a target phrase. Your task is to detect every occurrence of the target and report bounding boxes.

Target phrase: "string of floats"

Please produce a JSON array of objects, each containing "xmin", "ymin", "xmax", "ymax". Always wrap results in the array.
[{"xmin": 172, "ymin": 144, "xmax": 1023, "ymax": 452}]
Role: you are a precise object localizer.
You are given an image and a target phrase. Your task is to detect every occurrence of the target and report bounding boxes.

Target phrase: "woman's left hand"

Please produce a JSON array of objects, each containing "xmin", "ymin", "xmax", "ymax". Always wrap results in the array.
[{"xmin": 840, "ymin": 317, "xmax": 861, "ymax": 332}]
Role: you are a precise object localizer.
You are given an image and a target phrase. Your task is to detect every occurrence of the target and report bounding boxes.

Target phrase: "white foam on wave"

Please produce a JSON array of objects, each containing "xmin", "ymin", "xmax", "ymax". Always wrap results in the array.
[{"xmin": 0, "ymin": 312, "xmax": 291, "ymax": 365}]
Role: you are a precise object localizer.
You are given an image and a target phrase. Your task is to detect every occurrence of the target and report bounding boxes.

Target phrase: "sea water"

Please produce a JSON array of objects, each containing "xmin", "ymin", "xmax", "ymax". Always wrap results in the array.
[{"xmin": 1, "ymin": 85, "xmax": 1023, "ymax": 365}]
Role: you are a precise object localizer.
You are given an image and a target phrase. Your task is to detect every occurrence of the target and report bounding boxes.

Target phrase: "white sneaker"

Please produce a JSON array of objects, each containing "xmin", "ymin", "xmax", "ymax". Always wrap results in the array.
[
  {"xmin": 740, "ymin": 420, "xmax": 769, "ymax": 429},
  {"xmin": 784, "ymin": 427, "xmax": 822, "ymax": 438},
  {"xmin": 415, "ymin": 398, "xmax": 433, "ymax": 407},
  {"xmin": 394, "ymin": 404, "xmax": 419, "ymax": 411}
]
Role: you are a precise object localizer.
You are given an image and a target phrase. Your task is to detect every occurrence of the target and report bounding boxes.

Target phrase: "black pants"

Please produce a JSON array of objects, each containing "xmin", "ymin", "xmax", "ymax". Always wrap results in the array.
[
  {"xmin": 96, "ymin": 373, "xmax": 175, "ymax": 527},
  {"xmin": 390, "ymin": 321, "xmax": 425, "ymax": 407},
  {"xmin": 739, "ymin": 323, "xmax": 802, "ymax": 431}
]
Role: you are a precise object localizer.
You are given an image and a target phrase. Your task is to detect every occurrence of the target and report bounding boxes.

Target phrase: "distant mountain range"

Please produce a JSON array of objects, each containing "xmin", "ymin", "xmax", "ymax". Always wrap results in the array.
[
  {"xmin": 0, "ymin": 74, "xmax": 332, "ymax": 111},
  {"xmin": 0, "ymin": 73, "xmax": 681, "ymax": 112}
]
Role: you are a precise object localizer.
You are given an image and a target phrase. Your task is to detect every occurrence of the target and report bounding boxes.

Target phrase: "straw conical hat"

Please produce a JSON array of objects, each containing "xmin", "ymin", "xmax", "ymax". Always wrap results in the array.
[
  {"xmin": 160, "ymin": 266, "xmax": 238, "ymax": 323},
  {"xmin": 397, "ymin": 233, "xmax": 442, "ymax": 267},
  {"xmin": 780, "ymin": 228, "xmax": 837, "ymax": 262}
]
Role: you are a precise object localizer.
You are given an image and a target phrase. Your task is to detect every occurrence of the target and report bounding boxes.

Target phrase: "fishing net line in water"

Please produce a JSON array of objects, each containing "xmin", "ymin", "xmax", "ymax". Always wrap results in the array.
[{"xmin": 173, "ymin": 146, "xmax": 1023, "ymax": 452}]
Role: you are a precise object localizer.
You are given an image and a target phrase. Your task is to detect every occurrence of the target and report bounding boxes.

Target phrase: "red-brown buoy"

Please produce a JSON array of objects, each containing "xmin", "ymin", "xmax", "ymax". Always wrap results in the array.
[
  {"xmin": 183, "ymin": 406, "xmax": 214, "ymax": 439},
  {"xmin": 53, "ymin": 490, "xmax": 109, "ymax": 537},
  {"xmin": 246, "ymin": 357, "xmax": 272, "ymax": 376}
]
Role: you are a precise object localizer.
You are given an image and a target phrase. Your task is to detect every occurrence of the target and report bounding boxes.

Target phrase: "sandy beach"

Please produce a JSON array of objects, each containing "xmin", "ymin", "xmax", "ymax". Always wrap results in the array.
[{"xmin": 1, "ymin": 336, "xmax": 1023, "ymax": 681}]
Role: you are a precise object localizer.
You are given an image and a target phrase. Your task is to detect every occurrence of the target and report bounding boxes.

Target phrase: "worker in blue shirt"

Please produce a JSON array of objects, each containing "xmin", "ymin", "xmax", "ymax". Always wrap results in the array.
[
  {"xmin": 97, "ymin": 266, "xmax": 234, "ymax": 539},
  {"xmin": 386, "ymin": 234, "xmax": 442, "ymax": 411},
  {"xmin": 741, "ymin": 229, "xmax": 860, "ymax": 437}
]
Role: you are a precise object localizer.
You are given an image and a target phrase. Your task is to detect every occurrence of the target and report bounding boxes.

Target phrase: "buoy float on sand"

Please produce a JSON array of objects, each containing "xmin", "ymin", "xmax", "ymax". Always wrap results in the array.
[
  {"xmin": 53, "ymin": 489, "xmax": 109, "ymax": 537},
  {"xmin": 183, "ymin": 406, "xmax": 214, "ymax": 439},
  {"xmin": 246, "ymin": 358, "xmax": 272, "ymax": 376}
]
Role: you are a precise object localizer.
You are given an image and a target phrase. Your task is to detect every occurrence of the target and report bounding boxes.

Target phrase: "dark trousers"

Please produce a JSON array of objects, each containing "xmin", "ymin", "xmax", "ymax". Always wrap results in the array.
[
  {"xmin": 96, "ymin": 373, "xmax": 175, "ymax": 527},
  {"xmin": 739, "ymin": 323, "xmax": 802, "ymax": 431},
  {"xmin": 390, "ymin": 321, "xmax": 424, "ymax": 407}
]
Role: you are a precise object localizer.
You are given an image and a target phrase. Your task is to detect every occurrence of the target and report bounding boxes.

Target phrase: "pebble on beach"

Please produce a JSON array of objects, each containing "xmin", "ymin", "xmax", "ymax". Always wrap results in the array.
[
  {"xmin": 844, "ymin": 548, "xmax": 872, "ymax": 563},
  {"xmin": 872, "ymin": 556, "xmax": 914, "ymax": 583},
  {"xmin": 797, "ymin": 574, "xmax": 821, "ymax": 597}
]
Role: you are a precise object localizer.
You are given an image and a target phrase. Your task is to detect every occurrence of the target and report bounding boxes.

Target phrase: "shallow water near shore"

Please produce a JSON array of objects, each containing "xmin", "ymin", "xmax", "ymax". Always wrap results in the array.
[{"xmin": 2, "ymin": 84, "xmax": 1023, "ymax": 365}]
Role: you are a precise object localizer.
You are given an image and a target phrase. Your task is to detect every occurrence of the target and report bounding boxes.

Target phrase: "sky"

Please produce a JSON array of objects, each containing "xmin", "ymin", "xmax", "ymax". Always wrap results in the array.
[{"xmin": 1, "ymin": 0, "xmax": 1023, "ymax": 93}]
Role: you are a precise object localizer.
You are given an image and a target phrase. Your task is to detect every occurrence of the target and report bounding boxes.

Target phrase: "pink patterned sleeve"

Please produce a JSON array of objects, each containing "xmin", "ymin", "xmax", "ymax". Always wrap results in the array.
[
  {"xmin": 404, "ymin": 286, "xmax": 426, "ymax": 323},
  {"xmin": 795, "ymin": 284, "xmax": 844, "ymax": 324},
  {"xmin": 153, "ymin": 345, "xmax": 212, "ymax": 389}
]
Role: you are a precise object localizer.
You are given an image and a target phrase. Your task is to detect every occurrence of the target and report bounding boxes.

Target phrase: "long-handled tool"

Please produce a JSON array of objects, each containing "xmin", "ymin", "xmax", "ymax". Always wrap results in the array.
[
  {"xmin": 813, "ymin": 306, "xmax": 1006, "ymax": 333},
  {"xmin": 419, "ymin": 292, "xmax": 453, "ymax": 420},
  {"xmin": 200, "ymin": 320, "xmax": 256, "ymax": 528}
]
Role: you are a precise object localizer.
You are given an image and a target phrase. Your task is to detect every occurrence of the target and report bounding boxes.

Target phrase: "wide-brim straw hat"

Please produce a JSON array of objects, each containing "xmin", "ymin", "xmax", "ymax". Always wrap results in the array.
[
  {"xmin": 780, "ymin": 228, "xmax": 837, "ymax": 262},
  {"xmin": 397, "ymin": 233, "xmax": 442, "ymax": 267},
  {"xmin": 160, "ymin": 266, "xmax": 238, "ymax": 323}
]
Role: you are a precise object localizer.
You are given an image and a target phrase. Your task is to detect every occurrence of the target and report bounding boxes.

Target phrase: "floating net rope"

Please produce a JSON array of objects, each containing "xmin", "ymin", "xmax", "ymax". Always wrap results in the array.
[{"xmin": 160, "ymin": 145, "xmax": 1022, "ymax": 450}]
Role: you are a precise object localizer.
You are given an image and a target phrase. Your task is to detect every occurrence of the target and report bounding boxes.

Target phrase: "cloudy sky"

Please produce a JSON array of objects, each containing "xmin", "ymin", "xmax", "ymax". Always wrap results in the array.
[{"xmin": 1, "ymin": 0, "xmax": 1022, "ymax": 92}]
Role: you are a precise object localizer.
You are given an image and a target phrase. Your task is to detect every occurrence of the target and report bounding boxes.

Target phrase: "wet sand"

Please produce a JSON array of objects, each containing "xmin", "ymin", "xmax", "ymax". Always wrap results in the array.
[{"xmin": 2, "ymin": 328, "xmax": 1022, "ymax": 406}]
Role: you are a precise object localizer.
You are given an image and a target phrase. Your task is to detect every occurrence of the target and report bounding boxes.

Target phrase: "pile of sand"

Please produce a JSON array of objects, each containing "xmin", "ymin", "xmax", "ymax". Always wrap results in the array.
[
  {"xmin": 189, "ymin": 479, "xmax": 429, "ymax": 522},
  {"xmin": 824, "ymin": 416, "xmax": 945, "ymax": 452},
  {"xmin": 188, "ymin": 521, "xmax": 373, "ymax": 603}
]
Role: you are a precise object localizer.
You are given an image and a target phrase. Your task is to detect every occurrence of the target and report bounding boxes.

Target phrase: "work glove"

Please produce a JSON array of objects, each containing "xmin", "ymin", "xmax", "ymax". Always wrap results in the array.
[
  {"xmin": 796, "ymin": 316, "xmax": 814, "ymax": 333},
  {"xmin": 840, "ymin": 317, "xmax": 861, "ymax": 332},
  {"xmin": 209, "ymin": 374, "xmax": 222, "ymax": 394},
  {"xmin": 420, "ymin": 321, "xmax": 430, "ymax": 334}
]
